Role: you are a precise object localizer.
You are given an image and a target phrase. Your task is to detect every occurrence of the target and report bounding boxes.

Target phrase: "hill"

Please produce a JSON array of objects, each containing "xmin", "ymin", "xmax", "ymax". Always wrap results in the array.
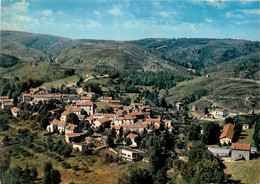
[
  {"xmin": 128, "ymin": 38, "xmax": 260, "ymax": 78},
  {"xmin": 56, "ymin": 42, "xmax": 187, "ymax": 72},
  {"xmin": 1, "ymin": 30, "xmax": 84, "ymax": 56}
]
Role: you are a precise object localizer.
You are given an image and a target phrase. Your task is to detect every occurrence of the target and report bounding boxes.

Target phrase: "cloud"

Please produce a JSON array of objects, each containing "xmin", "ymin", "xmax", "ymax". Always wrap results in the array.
[
  {"xmin": 225, "ymin": 12, "xmax": 244, "ymax": 19},
  {"xmin": 42, "ymin": 9, "xmax": 53, "ymax": 16},
  {"xmin": 158, "ymin": 11, "xmax": 177, "ymax": 18},
  {"xmin": 207, "ymin": 0, "xmax": 227, "ymax": 9},
  {"xmin": 86, "ymin": 20, "xmax": 102, "ymax": 28},
  {"xmin": 108, "ymin": 5, "xmax": 123, "ymax": 16},
  {"xmin": 11, "ymin": 0, "xmax": 29, "ymax": 13},
  {"xmin": 1, "ymin": 0, "xmax": 30, "ymax": 30},
  {"xmin": 94, "ymin": 10, "xmax": 101, "ymax": 16},
  {"xmin": 205, "ymin": 18, "xmax": 213, "ymax": 23},
  {"xmin": 239, "ymin": 9, "xmax": 260, "ymax": 15}
]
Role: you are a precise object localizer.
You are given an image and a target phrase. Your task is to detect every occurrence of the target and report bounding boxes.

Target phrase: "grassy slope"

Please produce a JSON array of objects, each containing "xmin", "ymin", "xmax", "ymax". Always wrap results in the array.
[
  {"xmin": 167, "ymin": 76, "xmax": 260, "ymax": 113},
  {"xmin": 225, "ymin": 160, "xmax": 260, "ymax": 184},
  {"xmin": 205, "ymin": 52, "xmax": 260, "ymax": 80},
  {"xmin": 1, "ymin": 61, "xmax": 68, "ymax": 82},
  {"xmin": 237, "ymin": 124, "xmax": 256, "ymax": 146},
  {"xmin": 40, "ymin": 75, "xmax": 80, "ymax": 91}
]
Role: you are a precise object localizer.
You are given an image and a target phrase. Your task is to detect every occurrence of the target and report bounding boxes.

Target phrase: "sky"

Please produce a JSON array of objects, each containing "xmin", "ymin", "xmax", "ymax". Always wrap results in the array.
[{"xmin": 1, "ymin": 0, "xmax": 260, "ymax": 41}]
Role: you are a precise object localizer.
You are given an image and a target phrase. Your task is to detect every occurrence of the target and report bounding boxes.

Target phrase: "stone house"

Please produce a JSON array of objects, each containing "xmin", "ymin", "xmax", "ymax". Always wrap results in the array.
[
  {"xmin": 22, "ymin": 94, "xmax": 32, "ymax": 102},
  {"xmin": 93, "ymin": 118, "xmax": 111, "ymax": 128},
  {"xmin": 76, "ymin": 101, "xmax": 94, "ymax": 115},
  {"xmin": 231, "ymin": 143, "xmax": 250, "ymax": 161},
  {"xmin": 65, "ymin": 123, "xmax": 81, "ymax": 134},
  {"xmin": 73, "ymin": 143, "xmax": 89, "ymax": 152}
]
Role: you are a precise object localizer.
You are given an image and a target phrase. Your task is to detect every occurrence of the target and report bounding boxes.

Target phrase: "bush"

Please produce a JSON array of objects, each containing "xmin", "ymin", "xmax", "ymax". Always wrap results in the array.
[{"xmin": 62, "ymin": 162, "xmax": 71, "ymax": 169}]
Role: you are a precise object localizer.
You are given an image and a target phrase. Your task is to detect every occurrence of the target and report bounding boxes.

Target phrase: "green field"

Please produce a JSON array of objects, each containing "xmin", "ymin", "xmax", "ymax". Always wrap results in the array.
[{"xmin": 40, "ymin": 75, "xmax": 80, "ymax": 91}]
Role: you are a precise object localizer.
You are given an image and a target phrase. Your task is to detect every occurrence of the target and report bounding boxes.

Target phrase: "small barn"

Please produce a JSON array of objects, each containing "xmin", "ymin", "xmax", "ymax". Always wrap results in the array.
[{"xmin": 208, "ymin": 147, "xmax": 230, "ymax": 157}]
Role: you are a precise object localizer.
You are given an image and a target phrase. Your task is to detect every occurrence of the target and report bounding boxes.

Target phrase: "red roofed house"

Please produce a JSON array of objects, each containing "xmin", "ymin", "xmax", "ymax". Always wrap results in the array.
[
  {"xmin": 65, "ymin": 133, "xmax": 85, "ymax": 143},
  {"xmin": 0, "ymin": 96, "xmax": 9, "ymax": 103},
  {"xmin": 219, "ymin": 123, "xmax": 235, "ymax": 145},
  {"xmin": 128, "ymin": 111, "xmax": 145, "ymax": 119},
  {"xmin": 76, "ymin": 101, "xmax": 94, "ymax": 115},
  {"xmin": 65, "ymin": 106, "xmax": 85, "ymax": 116},
  {"xmin": 231, "ymin": 143, "xmax": 251, "ymax": 160},
  {"xmin": 65, "ymin": 123, "xmax": 81, "ymax": 134},
  {"xmin": 80, "ymin": 96, "xmax": 92, "ymax": 102},
  {"xmin": 214, "ymin": 108, "xmax": 228, "ymax": 118},
  {"xmin": 121, "ymin": 124, "xmax": 144, "ymax": 133},
  {"xmin": 60, "ymin": 111, "xmax": 70, "ymax": 122},
  {"xmin": 11, "ymin": 107, "xmax": 21, "ymax": 117},
  {"xmin": 47, "ymin": 119, "xmax": 67, "ymax": 133},
  {"xmin": 126, "ymin": 133, "xmax": 138, "ymax": 147},
  {"xmin": 34, "ymin": 94, "xmax": 61, "ymax": 102},
  {"xmin": 93, "ymin": 118, "xmax": 111, "ymax": 128},
  {"xmin": 2, "ymin": 102, "xmax": 13, "ymax": 109},
  {"xmin": 22, "ymin": 94, "xmax": 32, "ymax": 102},
  {"xmin": 123, "ymin": 116, "xmax": 137, "ymax": 124}
]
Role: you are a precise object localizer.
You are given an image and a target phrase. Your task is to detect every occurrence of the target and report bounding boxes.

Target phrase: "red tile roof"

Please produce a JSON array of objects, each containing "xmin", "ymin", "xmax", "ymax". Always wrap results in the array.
[
  {"xmin": 52, "ymin": 119, "xmax": 66, "ymax": 126},
  {"xmin": 216, "ymin": 108, "xmax": 225, "ymax": 112},
  {"xmin": 111, "ymin": 125, "xmax": 121, "ymax": 130},
  {"xmin": 65, "ymin": 123, "xmax": 78, "ymax": 130},
  {"xmin": 23, "ymin": 94, "xmax": 31, "ymax": 97},
  {"xmin": 103, "ymin": 114, "xmax": 115, "ymax": 118},
  {"xmin": 97, "ymin": 118, "xmax": 111, "ymax": 124},
  {"xmin": 0, "ymin": 96, "xmax": 8, "ymax": 99},
  {"xmin": 66, "ymin": 106, "xmax": 83, "ymax": 112},
  {"xmin": 3, "ymin": 102, "xmax": 13, "ymax": 106},
  {"xmin": 11, "ymin": 107, "xmax": 21, "ymax": 113},
  {"xmin": 66, "ymin": 133, "xmax": 85, "ymax": 138},
  {"xmin": 231, "ymin": 143, "xmax": 250, "ymax": 151},
  {"xmin": 127, "ymin": 133, "xmax": 138, "ymax": 139},
  {"xmin": 109, "ymin": 105, "xmax": 123, "ymax": 108},
  {"xmin": 76, "ymin": 101, "xmax": 93, "ymax": 106},
  {"xmin": 129, "ymin": 112, "xmax": 144, "ymax": 116},
  {"xmin": 34, "ymin": 94, "xmax": 62, "ymax": 98},
  {"xmin": 80, "ymin": 96, "xmax": 92, "ymax": 100},
  {"xmin": 123, "ymin": 116, "xmax": 136, "ymax": 120},
  {"xmin": 219, "ymin": 123, "xmax": 235, "ymax": 139},
  {"xmin": 87, "ymin": 115, "xmax": 96, "ymax": 121},
  {"xmin": 121, "ymin": 124, "xmax": 142, "ymax": 128}
]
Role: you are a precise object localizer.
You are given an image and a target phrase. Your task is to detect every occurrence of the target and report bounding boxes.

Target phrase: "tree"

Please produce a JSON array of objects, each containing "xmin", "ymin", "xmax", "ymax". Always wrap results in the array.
[
  {"xmin": 201, "ymin": 122, "xmax": 220, "ymax": 145},
  {"xmin": 187, "ymin": 124, "xmax": 201, "ymax": 141},
  {"xmin": 134, "ymin": 135, "xmax": 142, "ymax": 147},
  {"xmin": 181, "ymin": 143, "xmax": 229, "ymax": 184},
  {"xmin": 106, "ymin": 132, "xmax": 114, "ymax": 147},
  {"xmin": 125, "ymin": 137, "xmax": 132, "ymax": 146},
  {"xmin": 39, "ymin": 116, "xmax": 49, "ymax": 130},
  {"xmin": 204, "ymin": 107, "xmax": 209, "ymax": 115},
  {"xmin": 66, "ymin": 113, "xmax": 79, "ymax": 125},
  {"xmin": 129, "ymin": 167, "xmax": 153, "ymax": 184},
  {"xmin": 43, "ymin": 162, "xmax": 61, "ymax": 184}
]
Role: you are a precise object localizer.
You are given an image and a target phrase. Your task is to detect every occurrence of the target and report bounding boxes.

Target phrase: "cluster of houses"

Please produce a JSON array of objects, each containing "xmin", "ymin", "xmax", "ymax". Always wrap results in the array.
[
  {"xmin": 0, "ymin": 87, "xmax": 176, "ymax": 161},
  {"xmin": 208, "ymin": 123, "xmax": 256, "ymax": 161},
  {"xmin": 1, "ymin": 86, "xmax": 257, "ymax": 162}
]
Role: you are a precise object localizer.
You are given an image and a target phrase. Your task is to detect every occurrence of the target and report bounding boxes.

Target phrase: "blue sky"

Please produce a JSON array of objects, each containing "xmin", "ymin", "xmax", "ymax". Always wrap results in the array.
[{"xmin": 1, "ymin": 0, "xmax": 260, "ymax": 40}]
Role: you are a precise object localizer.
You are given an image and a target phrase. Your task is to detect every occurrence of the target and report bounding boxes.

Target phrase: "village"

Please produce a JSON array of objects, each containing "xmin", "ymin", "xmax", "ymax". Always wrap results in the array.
[{"xmin": 0, "ymin": 82, "xmax": 257, "ymax": 165}]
